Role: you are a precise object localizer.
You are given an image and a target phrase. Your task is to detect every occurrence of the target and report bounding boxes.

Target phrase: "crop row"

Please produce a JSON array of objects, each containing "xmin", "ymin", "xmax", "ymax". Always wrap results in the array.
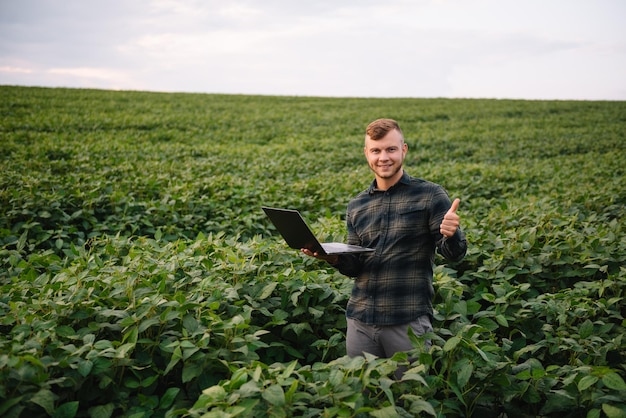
[{"xmin": 0, "ymin": 86, "xmax": 625, "ymax": 417}]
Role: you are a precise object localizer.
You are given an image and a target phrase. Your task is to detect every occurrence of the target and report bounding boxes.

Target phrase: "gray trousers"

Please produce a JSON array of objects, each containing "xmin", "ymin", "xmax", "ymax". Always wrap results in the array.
[{"xmin": 346, "ymin": 315, "xmax": 432, "ymax": 358}]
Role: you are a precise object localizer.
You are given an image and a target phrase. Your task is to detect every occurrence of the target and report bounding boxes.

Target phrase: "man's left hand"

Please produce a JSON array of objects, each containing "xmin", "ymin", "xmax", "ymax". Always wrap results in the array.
[{"xmin": 440, "ymin": 198, "xmax": 461, "ymax": 237}]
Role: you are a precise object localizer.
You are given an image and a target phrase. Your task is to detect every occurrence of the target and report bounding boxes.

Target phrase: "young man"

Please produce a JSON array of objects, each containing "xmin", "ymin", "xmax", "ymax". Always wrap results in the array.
[{"xmin": 302, "ymin": 118, "xmax": 467, "ymax": 361}]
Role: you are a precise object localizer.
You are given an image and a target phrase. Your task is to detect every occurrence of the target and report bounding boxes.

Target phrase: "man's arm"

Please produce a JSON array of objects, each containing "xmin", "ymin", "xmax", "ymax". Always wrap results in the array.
[
  {"xmin": 300, "ymin": 249, "xmax": 364, "ymax": 277},
  {"xmin": 438, "ymin": 229, "xmax": 467, "ymax": 262}
]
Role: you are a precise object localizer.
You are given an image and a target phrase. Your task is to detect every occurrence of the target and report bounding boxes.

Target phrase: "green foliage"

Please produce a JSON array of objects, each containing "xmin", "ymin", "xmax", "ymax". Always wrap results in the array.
[{"xmin": 1, "ymin": 86, "xmax": 625, "ymax": 417}]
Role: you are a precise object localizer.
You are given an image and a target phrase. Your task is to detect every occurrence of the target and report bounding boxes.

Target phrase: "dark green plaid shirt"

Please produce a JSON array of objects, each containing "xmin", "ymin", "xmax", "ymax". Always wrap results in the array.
[{"xmin": 334, "ymin": 172, "xmax": 467, "ymax": 326}]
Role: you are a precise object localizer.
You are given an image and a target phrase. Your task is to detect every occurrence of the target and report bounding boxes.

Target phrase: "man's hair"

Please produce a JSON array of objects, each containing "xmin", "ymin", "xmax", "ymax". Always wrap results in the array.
[{"xmin": 365, "ymin": 118, "xmax": 403, "ymax": 141}]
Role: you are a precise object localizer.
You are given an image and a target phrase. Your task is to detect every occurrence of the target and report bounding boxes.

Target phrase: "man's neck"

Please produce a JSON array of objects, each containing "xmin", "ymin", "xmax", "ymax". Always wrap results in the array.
[{"xmin": 375, "ymin": 170, "xmax": 404, "ymax": 191}]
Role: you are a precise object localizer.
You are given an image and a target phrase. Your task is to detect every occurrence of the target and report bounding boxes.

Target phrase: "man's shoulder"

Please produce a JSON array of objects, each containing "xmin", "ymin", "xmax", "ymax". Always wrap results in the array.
[
  {"xmin": 402, "ymin": 173, "xmax": 443, "ymax": 191},
  {"xmin": 346, "ymin": 185, "xmax": 377, "ymax": 213},
  {"xmin": 349, "ymin": 188, "xmax": 372, "ymax": 203}
]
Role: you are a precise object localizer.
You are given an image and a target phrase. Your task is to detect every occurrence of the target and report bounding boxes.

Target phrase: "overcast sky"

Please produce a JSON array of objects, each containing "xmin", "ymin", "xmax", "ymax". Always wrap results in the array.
[{"xmin": 1, "ymin": 0, "xmax": 625, "ymax": 100}]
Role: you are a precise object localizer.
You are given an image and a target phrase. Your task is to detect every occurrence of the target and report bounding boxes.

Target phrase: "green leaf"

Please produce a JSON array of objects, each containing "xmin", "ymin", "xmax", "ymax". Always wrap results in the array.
[
  {"xmin": 284, "ymin": 322, "xmax": 313, "ymax": 337},
  {"xmin": 55, "ymin": 325, "xmax": 76, "ymax": 338},
  {"xmin": 17, "ymin": 230, "xmax": 28, "ymax": 251},
  {"xmin": 481, "ymin": 293, "xmax": 496, "ymax": 302},
  {"xmin": 52, "ymin": 401, "xmax": 79, "ymax": 418},
  {"xmin": 456, "ymin": 361, "xmax": 473, "ymax": 388},
  {"xmin": 408, "ymin": 399, "xmax": 437, "ymax": 417},
  {"xmin": 401, "ymin": 372, "xmax": 428, "ymax": 386},
  {"xmin": 137, "ymin": 318, "xmax": 159, "ymax": 333},
  {"xmin": 0, "ymin": 396, "xmax": 24, "ymax": 416},
  {"xmin": 30, "ymin": 389, "xmax": 55, "ymax": 416},
  {"xmin": 370, "ymin": 405, "xmax": 399, "ymax": 418},
  {"xmin": 141, "ymin": 374, "xmax": 159, "ymax": 388},
  {"xmin": 285, "ymin": 380, "xmax": 298, "ymax": 403},
  {"xmin": 495, "ymin": 314, "xmax": 509, "ymax": 327},
  {"xmin": 602, "ymin": 372, "xmax": 626, "ymax": 391},
  {"xmin": 443, "ymin": 335, "xmax": 461, "ymax": 352},
  {"xmin": 77, "ymin": 360, "xmax": 93, "ymax": 377},
  {"xmin": 282, "ymin": 360, "xmax": 298, "ymax": 379},
  {"xmin": 602, "ymin": 404, "xmax": 626, "ymax": 418},
  {"xmin": 476, "ymin": 317, "xmax": 499, "ymax": 332},
  {"xmin": 201, "ymin": 386, "xmax": 227, "ymax": 403},
  {"xmin": 123, "ymin": 326, "xmax": 139, "ymax": 344},
  {"xmin": 238, "ymin": 380, "xmax": 262, "ymax": 397},
  {"xmin": 258, "ymin": 282, "xmax": 278, "ymax": 299},
  {"xmin": 124, "ymin": 378, "xmax": 140, "ymax": 389},
  {"xmin": 540, "ymin": 389, "xmax": 576, "ymax": 414},
  {"xmin": 578, "ymin": 375, "xmax": 598, "ymax": 392},
  {"xmin": 523, "ymin": 385, "xmax": 541, "ymax": 403},
  {"xmin": 183, "ymin": 315, "xmax": 199, "ymax": 333},
  {"xmin": 579, "ymin": 319, "xmax": 593, "ymax": 339},
  {"xmin": 88, "ymin": 403, "xmax": 115, "ymax": 418},
  {"xmin": 586, "ymin": 408, "xmax": 601, "ymax": 418},
  {"xmin": 116, "ymin": 342, "xmax": 135, "ymax": 358},
  {"xmin": 164, "ymin": 346, "xmax": 182, "ymax": 375},
  {"xmin": 159, "ymin": 388, "xmax": 180, "ymax": 409},
  {"xmin": 262, "ymin": 384, "xmax": 285, "ymax": 406},
  {"xmin": 182, "ymin": 361, "xmax": 203, "ymax": 383},
  {"xmin": 229, "ymin": 368, "xmax": 249, "ymax": 390}
]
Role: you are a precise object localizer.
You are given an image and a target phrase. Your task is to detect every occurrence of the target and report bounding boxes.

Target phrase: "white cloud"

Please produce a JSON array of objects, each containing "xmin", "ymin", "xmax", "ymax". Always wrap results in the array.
[
  {"xmin": 40, "ymin": 67, "xmax": 141, "ymax": 91},
  {"xmin": 0, "ymin": 66, "xmax": 33, "ymax": 74},
  {"xmin": 48, "ymin": 67, "xmax": 127, "ymax": 81}
]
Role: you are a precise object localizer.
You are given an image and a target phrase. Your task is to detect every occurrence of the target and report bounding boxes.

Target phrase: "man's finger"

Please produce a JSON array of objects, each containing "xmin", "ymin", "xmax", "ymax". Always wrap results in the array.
[{"xmin": 449, "ymin": 198, "xmax": 460, "ymax": 214}]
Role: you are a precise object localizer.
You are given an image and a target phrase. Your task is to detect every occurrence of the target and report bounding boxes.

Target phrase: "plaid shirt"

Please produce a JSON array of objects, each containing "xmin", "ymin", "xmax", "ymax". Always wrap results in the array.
[{"xmin": 334, "ymin": 172, "xmax": 467, "ymax": 326}]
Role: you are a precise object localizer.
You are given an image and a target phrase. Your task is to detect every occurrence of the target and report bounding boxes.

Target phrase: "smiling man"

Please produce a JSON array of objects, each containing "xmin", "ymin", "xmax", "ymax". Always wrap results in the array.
[{"xmin": 303, "ymin": 118, "xmax": 467, "ymax": 370}]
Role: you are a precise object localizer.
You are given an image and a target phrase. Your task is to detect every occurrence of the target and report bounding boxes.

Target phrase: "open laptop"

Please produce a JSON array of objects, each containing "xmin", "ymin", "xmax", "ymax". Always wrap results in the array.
[{"xmin": 261, "ymin": 206, "xmax": 375, "ymax": 255}]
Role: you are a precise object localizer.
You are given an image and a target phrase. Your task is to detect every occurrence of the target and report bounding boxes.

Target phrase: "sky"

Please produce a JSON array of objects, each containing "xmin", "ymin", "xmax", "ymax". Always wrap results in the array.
[{"xmin": 1, "ymin": 0, "xmax": 625, "ymax": 100}]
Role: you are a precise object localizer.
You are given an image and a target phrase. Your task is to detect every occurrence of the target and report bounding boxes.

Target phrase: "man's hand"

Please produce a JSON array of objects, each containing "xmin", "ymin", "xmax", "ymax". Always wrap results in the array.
[
  {"xmin": 440, "ymin": 198, "xmax": 461, "ymax": 238},
  {"xmin": 301, "ymin": 248, "xmax": 339, "ymax": 265}
]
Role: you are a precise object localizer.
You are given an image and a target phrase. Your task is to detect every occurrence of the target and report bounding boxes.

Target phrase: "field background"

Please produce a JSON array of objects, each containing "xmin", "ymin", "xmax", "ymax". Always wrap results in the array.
[{"xmin": 1, "ymin": 86, "xmax": 625, "ymax": 417}]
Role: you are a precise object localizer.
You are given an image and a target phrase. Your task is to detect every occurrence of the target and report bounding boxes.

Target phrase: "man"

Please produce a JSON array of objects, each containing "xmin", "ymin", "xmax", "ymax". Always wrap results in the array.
[{"xmin": 302, "ymin": 118, "xmax": 467, "ymax": 362}]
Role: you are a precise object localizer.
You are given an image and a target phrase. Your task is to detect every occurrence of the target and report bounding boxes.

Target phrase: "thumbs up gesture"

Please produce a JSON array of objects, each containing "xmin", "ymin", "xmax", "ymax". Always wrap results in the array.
[{"xmin": 440, "ymin": 198, "xmax": 461, "ymax": 238}]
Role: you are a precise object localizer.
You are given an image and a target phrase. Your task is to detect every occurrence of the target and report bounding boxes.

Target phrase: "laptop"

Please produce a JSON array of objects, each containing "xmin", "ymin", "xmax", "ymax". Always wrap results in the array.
[{"xmin": 261, "ymin": 206, "xmax": 375, "ymax": 255}]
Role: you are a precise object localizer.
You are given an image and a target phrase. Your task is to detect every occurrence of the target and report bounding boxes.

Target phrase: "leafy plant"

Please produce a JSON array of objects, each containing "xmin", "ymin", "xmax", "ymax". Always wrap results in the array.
[{"xmin": 1, "ymin": 86, "xmax": 624, "ymax": 417}]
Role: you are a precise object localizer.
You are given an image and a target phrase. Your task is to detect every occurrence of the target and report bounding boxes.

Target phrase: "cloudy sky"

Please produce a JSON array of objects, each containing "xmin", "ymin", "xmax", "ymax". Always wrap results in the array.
[{"xmin": 1, "ymin": 0, "xmax": 625, "ymax": 100}]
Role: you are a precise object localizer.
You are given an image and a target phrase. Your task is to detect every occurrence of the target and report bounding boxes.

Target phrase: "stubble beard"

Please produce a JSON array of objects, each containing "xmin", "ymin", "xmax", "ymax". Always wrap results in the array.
[{"xmin": 372, "ymin": 162, "xmax": 403, "ymax": 180}]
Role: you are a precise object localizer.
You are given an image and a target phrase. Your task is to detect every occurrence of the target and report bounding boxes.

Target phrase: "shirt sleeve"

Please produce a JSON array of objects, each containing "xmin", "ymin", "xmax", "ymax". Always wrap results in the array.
[
  {"xmin": 331, "ymin": 254, "xmax": 362, "ymax": 277},
  {"xmin": 437, "ymin": 228, "xmax": 467, "ymax": 262},
  {"xmin": 331, "ymin": 209, "xmax": 365, "ymax": 277}
]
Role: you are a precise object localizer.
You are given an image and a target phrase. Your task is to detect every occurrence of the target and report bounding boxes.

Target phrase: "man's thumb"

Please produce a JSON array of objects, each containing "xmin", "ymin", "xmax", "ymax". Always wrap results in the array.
[{"xmin": 449, "ymin": 198, "xmax": 460, "ymax": 213}]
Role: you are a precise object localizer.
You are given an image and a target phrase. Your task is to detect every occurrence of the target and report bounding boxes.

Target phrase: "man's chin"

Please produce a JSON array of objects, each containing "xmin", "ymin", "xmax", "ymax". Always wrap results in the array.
[{"xmin": 376, "ymin": 168, "xmax": 400, "ymax": 179}]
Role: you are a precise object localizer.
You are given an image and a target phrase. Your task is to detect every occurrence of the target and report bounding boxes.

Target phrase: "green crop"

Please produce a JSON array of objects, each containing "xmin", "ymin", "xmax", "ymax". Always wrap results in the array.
[{"xmin": 1, "ymin": 86, "xmax": 625, "ymax": 417}]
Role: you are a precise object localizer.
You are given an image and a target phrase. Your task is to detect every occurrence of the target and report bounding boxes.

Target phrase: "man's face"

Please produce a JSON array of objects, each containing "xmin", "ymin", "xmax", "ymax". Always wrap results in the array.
[{"xmin": 364, "ymin": 129, "xmax": 408, "ymax": 185}]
